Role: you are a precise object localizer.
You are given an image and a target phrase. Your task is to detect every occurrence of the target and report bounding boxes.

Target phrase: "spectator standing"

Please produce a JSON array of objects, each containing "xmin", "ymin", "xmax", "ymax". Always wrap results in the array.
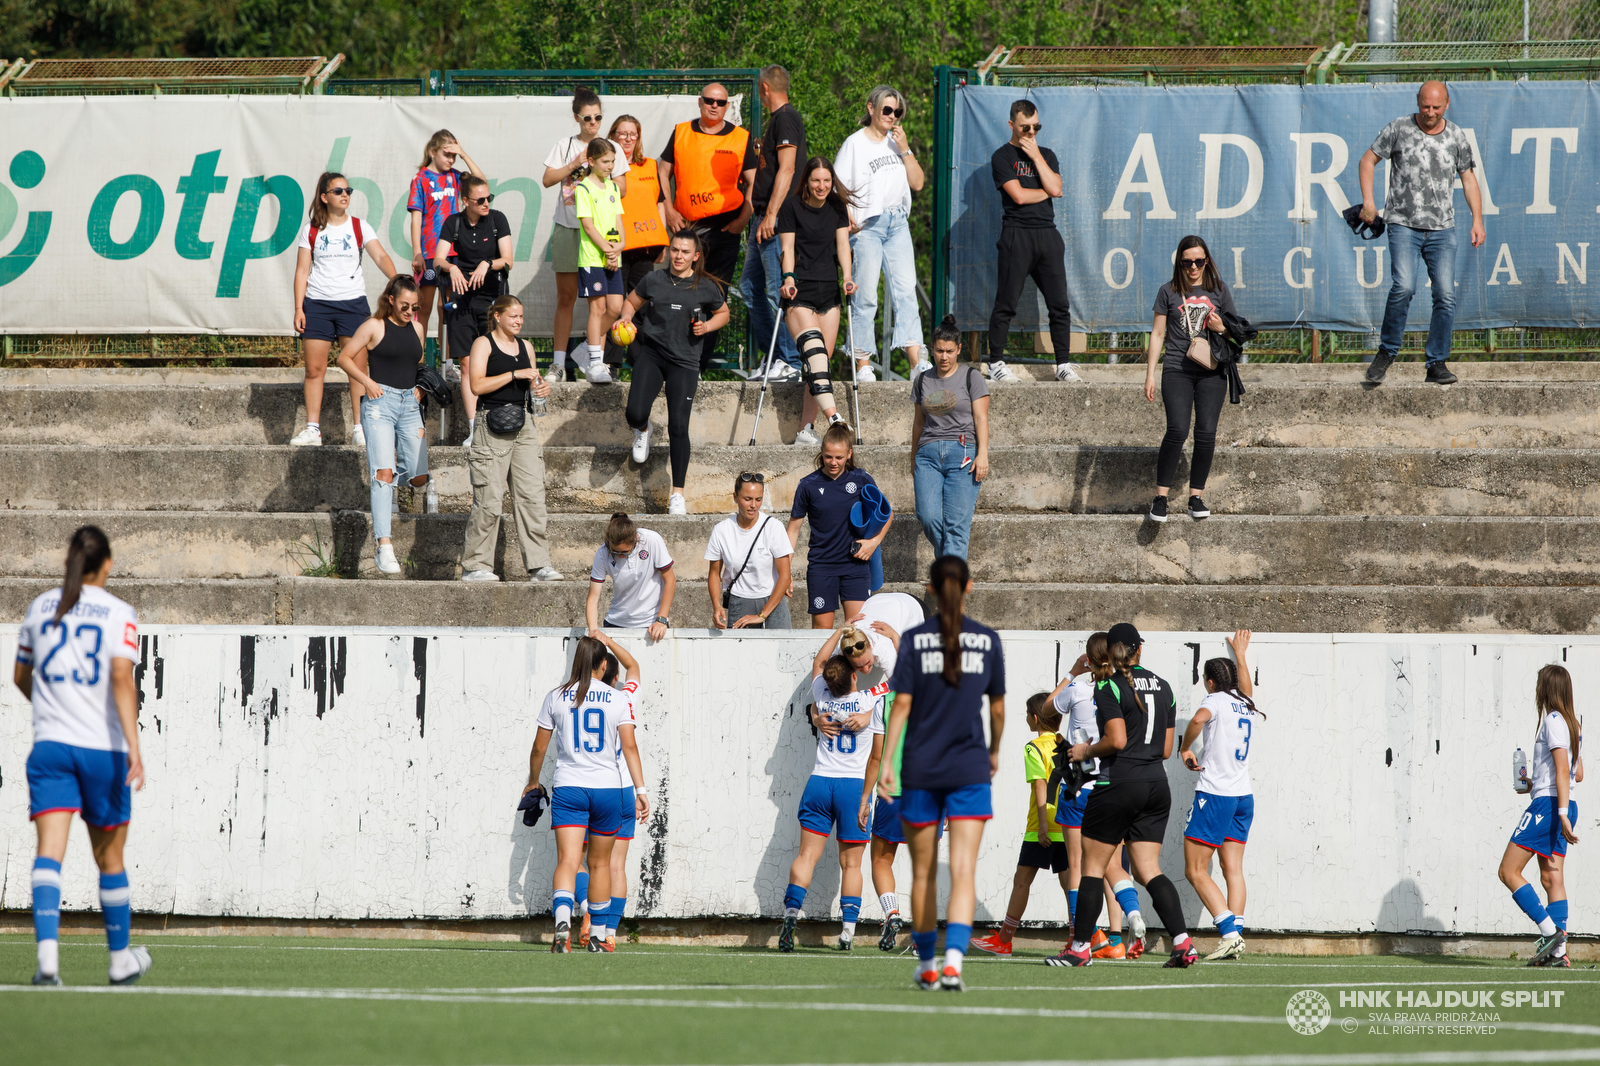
[
  {"xmin": 460, "ymin": 296, "xmax": 562, "ymax": 583},
  {"xmin": 335, "ymin": 276, "xmax": 429, "ymax": 576},
  {"xmin": 587, "ymin": 513, "xmax": 676, "ymax": 642},
  {"xmin": 659, "ymin": 83, "xmax": 757, "ymax": 368},
  {"xmin": 741, "ymin": 65, "xmax": 805, "ymax": 380},
  {"xmin": 542, "ymin": 88, "xmax": 627, "ymax": 381},
  {"xmin": 706, "ymin": 472, "xmax": 794, "ymax": 630},
  {"xmin": 1359, "ymin": 80, "xmax": 1486, "ymax": 387},
  {"xmin": 909, "ymin": 315, "xmax": 989, "ymax": 560},
  {"xmin": 290, "ymin": 171, "xmax": 399, "ymax": 447},
  {"xmin": 787, "ymin": 423, "xmax": 892, "ymax": 630},
  {"xmin": 779, "ymin": 157, "xmax": 857, "ymax": 447},
  {"xmin": 834, "ymin": 85, "xmax": 927, "ymax": 381},
  {"xmin": 987, "ymin": 100, "xmax": 1077, "ymax": 384},
  {"xmin": 407, "ymin": 130, "xmax": 485, "ymax": 338},
  {"xmin": 615, "ymin": 230, "xmax": 730, "ymax": 516},
  {"xmin": 606, "ymin": 116, "xmax": 668, "ymax": 294},
  {"xmin": 574, "ymin": 139, "xmax": 625, "ymax": 386},
  {"xmin": 1143, "ymin": 236, "xmax": 1235, "ymax": 525},
  {"xmin": 435, "ymin": 176, "xmax": 513, "ymax": 449}
]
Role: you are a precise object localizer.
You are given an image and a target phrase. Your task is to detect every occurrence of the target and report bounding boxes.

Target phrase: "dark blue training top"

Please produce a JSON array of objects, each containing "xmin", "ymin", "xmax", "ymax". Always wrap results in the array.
[
  {"xmin": 791, "ymin": 467, "xmax": 878, "ymax": 568},
  {"xmin": 888, "ymin": 614, "xmax": 1006, "ymax": 791}
]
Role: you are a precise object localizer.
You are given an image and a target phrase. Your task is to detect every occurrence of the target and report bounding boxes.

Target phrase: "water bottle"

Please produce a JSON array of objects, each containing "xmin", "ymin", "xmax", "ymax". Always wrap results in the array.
[
  {"xmin": 1513, "ymin": 748, "xmax": 1530, "ymax": 794},
  {"xmin": 533, "ymin": 395, "xmax": 548, "ymax": 417},
  {"xmin": 1072, "ymin": 727, "xmax": 1093, "ymax": 773},
  {"xmin": 424, "ymin": 481, "xmax": 439, "ymax": 514}
]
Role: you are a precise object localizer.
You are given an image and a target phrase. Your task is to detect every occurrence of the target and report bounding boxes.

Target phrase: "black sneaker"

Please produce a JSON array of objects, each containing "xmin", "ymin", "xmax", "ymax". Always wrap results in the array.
[
  {"xmin": 878, "ymin": 912, "xmax": 902, "ymax": 952},
  {"xmin": 1528, "ymin": 929, "xmax": 1567, "ymax": 965},
  {"xmin": 1425, "ymin": 362, "xmax": 1459, "ymax": 385},
  {"xmin": 1365, "ymin": 351, "xmax": 1396, "ymax": 384},
  {"xmin": 1147, "ymin": 496, "xmax": 1169, "ymax": 523},
  {"xmin": 1188, "ymin": 496, "xmax": 1210, "ymax": 520},
  {"xmin": 777, "ymin": 915, "xmax": 797, "ymax": 953},
  {"xmin": 1164, "ymin": 943, "xmax": 1199, "ymax": 968}
]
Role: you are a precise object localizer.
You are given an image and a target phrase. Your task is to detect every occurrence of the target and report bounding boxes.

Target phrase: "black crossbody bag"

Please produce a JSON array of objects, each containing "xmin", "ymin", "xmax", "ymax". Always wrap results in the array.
[
  {"xmin": 722, "ymin": 517, "xmax": 773, "ymax": 616},
  {"xmin": 485, "ymin": 340, "xmax": 533, "ymax": 435}
]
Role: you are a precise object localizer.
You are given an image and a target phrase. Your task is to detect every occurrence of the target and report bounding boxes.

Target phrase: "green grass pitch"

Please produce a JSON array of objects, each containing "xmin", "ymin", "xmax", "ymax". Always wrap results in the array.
[{"xmin": 2, "ymin": 934, "xmax": 1598, "ymax": 1064}]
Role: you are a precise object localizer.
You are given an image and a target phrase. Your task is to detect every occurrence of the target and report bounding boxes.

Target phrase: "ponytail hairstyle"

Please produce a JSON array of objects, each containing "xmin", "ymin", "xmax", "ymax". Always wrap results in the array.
[
  {"xmin": 1084, "ymin": 631, "xmax": 1111, "ymax": 681},
  {"xmin": 572, "ymin": 86, "xmax": 601, "ymax": 116},
  {"xmin": 605, "ymin": 512, "xmax": 638, "ymax": 551},
  {"xmin": 1026, "ymin": 691, "xmax": 1061, "ymax": 731},
  {"xmin": 560, "ymin": 635, "xmax": 608, "ymax": 711},
  {"xmin": 814, "ymin": 423, "xmax": 857, "ymax": 471},
  {"xmin": 1536, "ymin": 664, "xmax": 1581, "ymax": 763},
  {"xmin": 601, "ymin": 651, "xmax": 621, "ymax": 687},
  {"xmin": 586, "ymin": 137, "xmax": 616, "ymax": 164},
  {"xmin": 668, "ymin": 228, "xmax": 723, "ymax": 291},
  {"xmin": 373, "ymin": 275, "xmax": 419, "ymax": 321},
  {"xmin": 1203, "ymin": 657, "xmax": 1262, "ymax": 718},
  {"xmin": 309, "ymin": 171, "xmax": 346, "ymax": 228},
  {"xmin": 54, "ymin": 525, "xmax": 111, "ymax": 623},
  {"xmin": 1106, "ymin": 639, "xmax": 1139, "ymax": 692},
  {"xmin": 486, "ymin": 294, "xmax": 523, "ymax": 334},
  {"xmin": 930, "ymin": 313, "xmax": 962, "ymax": 350},
  {"xmin": 419, "ymin": 128, "xmax": 457, "ymax": 169},
  {"xmin": 929, "ymin": 555, "xmax": 970, "ymax": 686}
]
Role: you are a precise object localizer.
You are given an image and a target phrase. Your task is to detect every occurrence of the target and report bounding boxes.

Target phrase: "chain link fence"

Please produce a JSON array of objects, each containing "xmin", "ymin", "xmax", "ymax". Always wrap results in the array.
[{"xmin": 1399, "ymin": 0, "xmax": 1600, "ymax": 45}]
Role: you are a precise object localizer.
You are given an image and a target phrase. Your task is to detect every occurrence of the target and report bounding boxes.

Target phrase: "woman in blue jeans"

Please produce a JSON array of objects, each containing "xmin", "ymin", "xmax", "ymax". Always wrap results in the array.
[
  {"xmin": 834, "ymin": 85, "xmax": 927, "ymax": 380},
  {"xmin": 337, "ymin": 276, "xmax": 429, "ymax": 575},
  {"xmin": 910, "ymin": 316, "xmax": 989, "ymax": 559}
]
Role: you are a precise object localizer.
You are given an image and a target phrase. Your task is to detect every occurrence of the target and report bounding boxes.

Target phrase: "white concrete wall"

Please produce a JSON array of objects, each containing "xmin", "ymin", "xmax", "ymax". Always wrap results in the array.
[{"xmin": 1, "ymin": 627, "xmax": 1592, "ymax": 935}]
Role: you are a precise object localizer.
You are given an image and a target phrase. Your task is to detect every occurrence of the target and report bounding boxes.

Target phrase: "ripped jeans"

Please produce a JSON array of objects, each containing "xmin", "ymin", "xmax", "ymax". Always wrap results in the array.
[{"xmin": 361, "ymin": 384, "xmax": 428, "ymax": 541}]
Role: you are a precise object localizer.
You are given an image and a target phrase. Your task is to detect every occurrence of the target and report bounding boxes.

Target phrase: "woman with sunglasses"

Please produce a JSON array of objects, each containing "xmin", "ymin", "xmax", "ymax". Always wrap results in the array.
[
  {"xmin": 542, "ymin": 87, "xmax": 627, "ymax": 381},
  {"xmin": 705, "ymin": 472, "xmax": 792, "ymax": 630},
  {"xmin": 586, "ymin": 513, "xmax": 675, "ymax": 643},
  {"xmin": 435, "ymin": 176, "xmax": 512, "ymax": 448},
  {"xmin": 291, "ymin": 171, "xmax": 399, "ymax": 448},
  {"xmin": 1144, "ymin": 235, "xmax": 1237, "ymax": 524},
  {"xmin": 833, "ymin": 85, "xmax": 927, "ymax": 380}
]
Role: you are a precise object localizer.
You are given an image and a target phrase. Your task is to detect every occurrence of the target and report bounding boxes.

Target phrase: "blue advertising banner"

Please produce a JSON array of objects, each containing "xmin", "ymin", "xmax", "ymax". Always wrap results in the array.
[{"xmin": 948, "ymin": 82, "xmax": 1598, "ymax": 332}]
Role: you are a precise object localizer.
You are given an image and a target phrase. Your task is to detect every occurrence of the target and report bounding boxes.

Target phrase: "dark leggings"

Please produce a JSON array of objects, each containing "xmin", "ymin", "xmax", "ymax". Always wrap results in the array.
[
  {"xmin": 625, "ymin": 340, "xmax": 700, "ymax": 487},
  {"xmin": 1156, "ymin": 363, "xmax": 1227, "ymax": 491}
]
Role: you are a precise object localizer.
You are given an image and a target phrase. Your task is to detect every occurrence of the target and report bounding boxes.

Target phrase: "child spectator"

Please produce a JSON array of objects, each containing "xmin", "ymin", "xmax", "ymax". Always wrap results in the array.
[
  {"xmin": 574, "ymin": 139, "xmax": 625, "ymax": 385},
  {"xmin": 407, "ymin": 130, "xmax": 485, "ymax": 339}
]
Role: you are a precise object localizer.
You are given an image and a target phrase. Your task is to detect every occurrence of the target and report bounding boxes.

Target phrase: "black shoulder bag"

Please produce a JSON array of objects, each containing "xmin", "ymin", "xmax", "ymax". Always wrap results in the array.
[
  {"xmin": 722, "ymin": 517, "xmax": 773, "ymax": 614},
  {"xmin": 484, "ymin": 340, "xmax": 533, "ymax": 435}
]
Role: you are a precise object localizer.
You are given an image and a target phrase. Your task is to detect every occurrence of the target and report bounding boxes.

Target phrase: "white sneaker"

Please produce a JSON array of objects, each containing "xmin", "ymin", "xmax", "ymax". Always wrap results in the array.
[
  {"xmin": 548, "ymin": 356, "xmax": 567, "ymax": 383},
  {"xmin": 1205, "ymin": 935, "xmax": 1246, "ymax": 961},
  {"xmin": 988, "ymin": 360, "xmax": 1020, "ymax": 382},
  {"xmin": 586, "ymin": 359, "xmax": 613, "ymax": 385},
  {"xmin": 109, "ymin": 945, "xmax": 152, "ymax": 986},
  {"xmin": 910, "ymin": 360, "xmax": 931, "ymax": 379},
  {"xmin": 794, "ymin": 423, "xmax": 821, "ymax": 447},
  {"xmin": 376, "ymin": 544, "xmax": 402, "ymax": 574},
  {"xmin": 1127, "ymin": 909, "xmax": 1148, "ymax": 951},
  {"xmin": 1055, "ymin": 363, "xmax": 1083, "ymax": 382},
  {"xmin": 827, "ymin": 412, "xmax": 850, "ymax": 431},
  {"xmin": 765, "ymin": 361, "xmax": 799, "ymax": 382},
  {"xmin": 855, "ymin": 363, "xmax": 877, "ymax": 383},
  {"xmin": 461, "ymin": 569, "xmax": 500, "ymax": 582},
  {"xmin": 289, "ymin": 425, "xmax": 322, "ymax": 447},
  {"xmin": 352, "ymin": 424, "xmax": 367, "ymax": 448},
  {"xmin": 631, "ymin": 425, "xmax": 651, "ymax": 463},
  {"xmin": 529, "ymin": 566, "xmax": 564, "ymax": 582},
  {"xmin": 668, "ymin": 492, "xmax": 687, "ymax": 515}
]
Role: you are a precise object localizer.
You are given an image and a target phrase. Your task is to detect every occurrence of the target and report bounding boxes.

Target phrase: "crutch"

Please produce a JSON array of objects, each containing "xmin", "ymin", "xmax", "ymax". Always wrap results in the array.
[
  {"xmin": 747, "ymin": 301, "xmax": 787, "ymax": 447},
  {"xmin": 844, "ymin": 292, "xmax": 863, "ymax": 445}
]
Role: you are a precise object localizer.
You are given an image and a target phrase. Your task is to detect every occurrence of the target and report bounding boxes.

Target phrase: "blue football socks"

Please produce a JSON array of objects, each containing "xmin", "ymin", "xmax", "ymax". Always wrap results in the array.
[
  {"xmin": 1512, "ymin": 883, "xmax": 1556, "ymax": 935},
  {"xmin": 32, "ymin": 858, "xmax": 61, "ymax": 976},
  {"xmin": 784, "ymin": 883, "xmax": 806, "ymax": 918},
  {"xmin": 99, "ymin": 871, "xmax": 131, "ymax": 952}
]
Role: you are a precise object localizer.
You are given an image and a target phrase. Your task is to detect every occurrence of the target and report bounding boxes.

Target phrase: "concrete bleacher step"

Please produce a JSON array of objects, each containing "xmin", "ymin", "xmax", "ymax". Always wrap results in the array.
[
  {"xmin": 0, "ymin": 575, "xmax": 1593, "ymax": 633},
  {"xmin": 7, "ymin": 510, "xmax": 1600, "ymax": 588},
  {"xmin": 7, "ymin": 444, "xmax": 1595, "ymax": 518},
  {"xmin": 9, "ymin": 378, "xmax": 1600, "ymax": 449}
]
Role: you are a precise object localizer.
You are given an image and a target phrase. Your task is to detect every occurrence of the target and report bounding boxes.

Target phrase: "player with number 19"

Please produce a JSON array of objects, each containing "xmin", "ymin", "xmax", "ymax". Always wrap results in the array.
[{"xmin": 777, "ymin": 629, "xmax": 885, "ymax": 952}]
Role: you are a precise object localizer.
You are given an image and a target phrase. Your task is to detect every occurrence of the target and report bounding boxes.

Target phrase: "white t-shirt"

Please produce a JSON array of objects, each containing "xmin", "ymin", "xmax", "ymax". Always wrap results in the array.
[
  {"xmin": 297, "ymin": 218, "xmax": 370, "ymax": 303},
  {"xmin": 852, "ymin": 592, "xmax": 925, "ymax": 679},
  {"xmin": 834, "ymin": 128, "xmax": 912, "ymax": 223},
  {"xmin": 610, "ymin": 678, "xmax": 640, "ymax": 787},
  {"xmin": 17, "ymin": 585, "xmax": 141, "ymax": 752},
  {"xmin": 590, "ymin": 528, "xmax": 674, "ymax": 628},
  {"xmin": 1194, "ymin": 691, "xmax": 1258, "ymax": 798},
  {"xmin": 810, "ymin": 675, "xmax": 885, "ymax": 778},
  {"xmin": 545, "ymin": 137, "xmax": 627, "ymax": 229},
  {"xmin": 536, "ymin": 678, "xmax": 637, "ymax": 789},
  {"xmin": 704, "ymin": 514, "xmax": 792, "ymax": 600},
  {"xmin": 1531, "ymin": 711, "xmax": 1579, "ymax": 800},
  {"xmin": 1053, "ymin": 674, "xmax": 1100, "ymax": 777}
]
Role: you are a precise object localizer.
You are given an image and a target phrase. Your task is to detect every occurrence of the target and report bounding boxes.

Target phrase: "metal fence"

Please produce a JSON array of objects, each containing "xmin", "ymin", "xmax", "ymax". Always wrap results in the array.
[
  {"xmin": 1399, "ymin": 0, "xmax": 1600, "ymax": 46},
  {"xmin": 934, "ymin": 42, "xmax": 1600, "ymax": 364}
]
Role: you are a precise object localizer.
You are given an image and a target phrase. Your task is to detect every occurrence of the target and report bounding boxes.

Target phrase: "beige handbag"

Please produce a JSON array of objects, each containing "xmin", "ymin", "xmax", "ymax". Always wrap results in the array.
[{"xmin": 1185, "ymin": 334, "xmax": 1216, "ymax": 370}]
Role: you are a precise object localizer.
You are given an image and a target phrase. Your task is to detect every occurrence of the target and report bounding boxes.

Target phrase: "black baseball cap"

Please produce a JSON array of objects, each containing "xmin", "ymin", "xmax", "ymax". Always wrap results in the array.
[{"xmin": 1108, "ymin": 621, "xmax": 1143, "ymax": 648}]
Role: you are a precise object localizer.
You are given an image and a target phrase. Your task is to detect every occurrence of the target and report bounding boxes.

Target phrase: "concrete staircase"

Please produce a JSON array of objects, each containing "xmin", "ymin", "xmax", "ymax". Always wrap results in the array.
[{"xmin": 3, "ymin": 362, "xmax": 1596, "ymax": 631}]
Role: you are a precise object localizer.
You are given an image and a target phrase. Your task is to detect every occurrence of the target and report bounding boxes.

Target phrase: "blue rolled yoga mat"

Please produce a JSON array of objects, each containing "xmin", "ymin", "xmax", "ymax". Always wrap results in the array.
[{"xmin": 849, "ymin": 484, "xmax": 892, "ymax": 593}]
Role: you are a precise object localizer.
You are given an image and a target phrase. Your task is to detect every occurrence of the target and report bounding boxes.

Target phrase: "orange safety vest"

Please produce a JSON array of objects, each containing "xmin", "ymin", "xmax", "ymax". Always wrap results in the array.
[
  {"xmin": 670, "ymin": 121, "xmax": 750, "ymax": 221},
  {"xmin": 619, "ymin": 157, "xmax": 668, "ymax": 251}
]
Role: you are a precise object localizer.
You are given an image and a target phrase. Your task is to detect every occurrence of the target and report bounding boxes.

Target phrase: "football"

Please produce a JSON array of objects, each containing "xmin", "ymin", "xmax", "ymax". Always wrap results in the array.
[{"xmin": 610, "ymin": 320, "xmax": 637, "ymax": 346}]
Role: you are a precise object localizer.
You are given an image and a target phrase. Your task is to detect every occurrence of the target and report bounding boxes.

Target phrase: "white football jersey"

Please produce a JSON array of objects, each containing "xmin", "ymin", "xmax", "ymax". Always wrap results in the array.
[
  {"xmin": 1053, "ymin": 674, "xmax": 1100, "ymax": 776},
  {"xmin": 854, "ymin": 592, "xmax": 925, "ymax": 679},
  {"xmin": 611, "ymin": 679, "xmax": 641, "ymax": 788},
  {"xmin": 537, "ymin": 679, "xmax": 637, "ymax": 789},
  {"xmin": 1194, "ymin": 691, "xmax": 1258, "ymax": 798},
  {"xmin": 1530, "ymin": 711, "xmax": 1579, "ymax": 800},
  {"xmin": 810, "ymin": 675, "xmax": 884, "ymax": 778},
  {"xmin": 17, "ymin": 586, "xmax": 140, "ymax": 752}
]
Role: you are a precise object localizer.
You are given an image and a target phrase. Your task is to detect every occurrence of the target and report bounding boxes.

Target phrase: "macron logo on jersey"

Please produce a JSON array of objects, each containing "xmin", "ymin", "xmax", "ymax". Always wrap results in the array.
[
  {"xmin": 913, "ymin": 631, "xmax": 992, "ymax": 676},
  {"xmin": 1197, "ymin": 797, "xmax": 1207, "ymax": 808}
]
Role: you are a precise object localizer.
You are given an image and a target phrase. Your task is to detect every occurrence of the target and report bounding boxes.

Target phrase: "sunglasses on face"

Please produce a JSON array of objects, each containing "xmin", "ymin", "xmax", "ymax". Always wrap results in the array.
[
  {"xmin": 880, "ymin": 105, "xmax": 905, "ymax": 118},
  {"xmin": 1182, "ymin": 257, "xmax": 1207, "ymax": 268},
  {"xmin": 700, "ymin": 96, "xmax": 729, "ymax": 107},
  {"xmin": 470, "ymin": 194, "xmax": 494, "ymax": 205},
  {"xmin": 325, "ymin": 187, "xmax": 352, "ymax": 196},
  {"xmin": 841, "ymin": 639, "xmax": 868, "ymax": 657},
  {"xmin": 579, "ymin": 113, "xmax": 602, "ymax": 123},
  {"xmin": 1017, "ymin": 123, "xmax": 1042, "ymax": 134}
]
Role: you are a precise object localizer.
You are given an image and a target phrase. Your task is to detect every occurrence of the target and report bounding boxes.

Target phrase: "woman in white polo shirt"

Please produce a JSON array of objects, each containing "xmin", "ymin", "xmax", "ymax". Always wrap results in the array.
[
  {"xmin": 706, "ymin": 472, "xmax": 793, "ymax": 630},
  {"xmin": 586, "ymin": 513, "xmax": 676, "ymax": 641}
]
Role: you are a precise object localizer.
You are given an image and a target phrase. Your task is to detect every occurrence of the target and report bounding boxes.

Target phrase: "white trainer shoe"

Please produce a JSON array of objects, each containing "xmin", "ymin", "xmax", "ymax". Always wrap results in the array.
[
  {"xmin": 528, "ymin": 566, "xmax": 564, "ymax": 582},
  {"xmin": 461, "ymin": 569, "xmax": 500, "ymax": 582},
  {"xmin": 632, "ymin": 425, "xmax": 651, "ymax": 463},
  {"xmin": 1205, "ymin": 935, "xmax": 1246, "ymax": 961},
  {"xmin": 548, "ymin": 356, "xmax": 567, "ymax": 383},
  {"xmin": 289, "ymin": 425, "xmax": 322, "ymax": 447},
  {"xmin": 1055, "ymin": 363, "xmax": 1083, "ymax": 382},
  {"xmin": 987, "ymin": 360, "xmax": 1020, "ymax": 382},
  {"xmin": 586, "ymin": 359, "xmax": 613, "ymax": 384},
  {"xmin": 855, "ymin": 363, "xmax": 877, "ymax": 383},
  {"xmin": 352, "ymin": 424, "xmax": 367, "ymax": 447},
  {"xmin": 765, "ymin": 361, "xmax": 799, "ymax": 382},
  {"xmin": 375, "ymin": 544, "xmax": 402, "ymax": 574},
  {"xmin": 109, "ymin": 945, "xmax": 152, "ymax": 986},
  {"xmin": 668, "ymin": 492, "xmax": 687, "ymax": 515},
  {"xmin": 793, "ymin": 423, "xmax": 821, "ymax": 447}
]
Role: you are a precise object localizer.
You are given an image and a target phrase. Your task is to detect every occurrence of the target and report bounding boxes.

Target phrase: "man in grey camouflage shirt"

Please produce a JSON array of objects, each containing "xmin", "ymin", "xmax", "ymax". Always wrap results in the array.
[{"xmin": 1358, "ymin": 80, "xmax": 1486, "ymax": 386}]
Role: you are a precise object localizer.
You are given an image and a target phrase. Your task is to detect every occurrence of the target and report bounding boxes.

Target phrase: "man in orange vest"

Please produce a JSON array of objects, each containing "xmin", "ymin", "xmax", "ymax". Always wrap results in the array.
[{"xmin": 658, "ymin": 82, "xmax": 758, "ymax": 368}]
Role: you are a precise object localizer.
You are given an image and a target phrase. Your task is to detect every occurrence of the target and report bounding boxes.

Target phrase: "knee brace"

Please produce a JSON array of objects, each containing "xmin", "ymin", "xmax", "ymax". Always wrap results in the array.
[{"xmin": 797, "ymin": 329, "xmax": 834, "ymax": 399}]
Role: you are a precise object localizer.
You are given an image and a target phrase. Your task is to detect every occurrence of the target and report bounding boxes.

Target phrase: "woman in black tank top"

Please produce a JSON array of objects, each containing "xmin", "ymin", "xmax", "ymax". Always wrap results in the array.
[
  {"xmin": 461, "ymin": 295, "xmax": 562, "ymax": 583},
  {"xmin": 337, "ymin": 277, "xmax": 429, "ymax": 575}
]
